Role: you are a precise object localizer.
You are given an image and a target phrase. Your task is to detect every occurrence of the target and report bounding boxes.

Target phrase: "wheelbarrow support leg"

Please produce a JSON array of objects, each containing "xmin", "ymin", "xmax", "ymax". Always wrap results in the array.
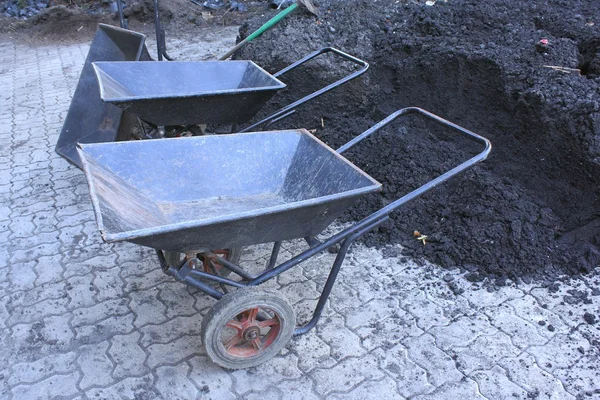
[{"xmin": 293, "ymin": 217, "xmax": 388, "ymax": 336}]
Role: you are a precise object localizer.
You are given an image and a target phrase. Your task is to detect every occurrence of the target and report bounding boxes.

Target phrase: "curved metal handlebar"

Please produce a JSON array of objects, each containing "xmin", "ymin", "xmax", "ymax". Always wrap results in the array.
[
  {"xmin": 238, "ymin": 47, "xmax": 369, "ymax": 133},
  {"xmin": 250, "ymin": 107, "xmax": 491, "ymax": 285},
  {"xmin": 337, "ymin": 107, "xmax": 491, "ymax": 225}
]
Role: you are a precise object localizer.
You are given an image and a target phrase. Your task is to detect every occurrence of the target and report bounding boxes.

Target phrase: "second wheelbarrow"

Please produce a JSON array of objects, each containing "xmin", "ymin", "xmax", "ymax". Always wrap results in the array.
[
  {"xmin": 77, "ymin": 107, "xmax": 491, "ymax": 369},
  {"xmin": 91, "ymin": 47, "xmax": 369, "ymax": 130}
]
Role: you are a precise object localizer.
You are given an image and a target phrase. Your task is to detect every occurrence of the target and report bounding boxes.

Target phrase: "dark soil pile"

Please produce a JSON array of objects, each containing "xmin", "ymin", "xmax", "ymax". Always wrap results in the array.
[{"xmin": 236, "ymin": 0, "xmax": 600, "ymax": 284}]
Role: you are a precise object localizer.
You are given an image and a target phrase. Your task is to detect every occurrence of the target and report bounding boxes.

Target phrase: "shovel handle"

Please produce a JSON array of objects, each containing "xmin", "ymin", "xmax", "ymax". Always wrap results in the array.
[
  {"xmin": 219, "ymin": 3, "xmax": 298, "ymax": 60},
  {"xmin": 247, "ymin": 3, "xmax": 298, "ymax": 42}
]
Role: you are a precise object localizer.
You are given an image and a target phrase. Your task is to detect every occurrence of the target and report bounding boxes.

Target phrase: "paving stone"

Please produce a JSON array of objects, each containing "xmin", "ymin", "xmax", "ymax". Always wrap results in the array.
[
  {"xmin": 188, "ymin": 356, "xmax": 236, "ymax": 399},
  {"xmin": 471, "ymin": 366, "xmax": 529, "ymax": 400},
  {"xmin": 461, "ymin": 284, "xmax": 525, "ymax": 309},
  {"xmin": 109, "ymin": 332, "xmax": 148, "ymax": 379},
  {"xmin": 8, "ymin": 315, "xmax": 73, "ymax": 361},
  {"xmin": 231, "ymin": 354, "xmax": 302, "ymax": 394},
  {"xmin": 373, "ymin": 344, "xmax": 434, "ymax": 398},
  {"xmin": 8, "ymin": 352, "xmax": 77, "ymax": 386},
  {"xmin": 403, "ymin": 333, "xmax": 463, "ymax": 387},
  {"xmin": 498, "ymin": 354, "xmax": 576, "ymax": 400},
  {"xmin": 330, "ymin": 376, "xmax": 405, "ymax": 399},
  {"xmin": 506, "ymin": 295, "xmax": 569, "ymax": 337},
  {"xmin": 527, "ymin": 330, "xmax": 591, "ymax": 372},
  {"xmin": 157, "ymin": 281, "xmax": 199, "ymax": 318},
  {"xmin": 355, "ymin": 308, "xmax": 424, "ymax": 351},
  {"xmin": 130, "ymin": 289, "xmax": 169, "ymax": 328},
  {"xmin": 412, "ymin": 378, "xmax": 487, "ymax": 400},
  {"xmin": 275, "ymin": 260, "xmax": 307, "ymax": 286},
  {"xmin": 93, "ymin": 268, "xmax": 125, "ymax": 302},
  {"xmin": 275, "ymin": 376, "xmax": 321, "ymax": 400},
  {"xmin": 280, "ymin": 280, "xmax": 320, "ymax": 305},
  {"xmin": 74, "ymin": 313, "xmax": 135, "ymax": 342},
  {"xmin": 77, "ymin": 341, "xmax": 114, "ymax": 389},
  {"xmin": 316, "ymin": 312, "xmax": 367, "ymax": 360},
  {"xmin": 311, "ymin": 354, "xmax": 384, "ymax": 396},
  {"xmin": 66, "ymin": 274, "xmax": 98, "ymax": 309},
  {"xmin": 555, "ymin": 351, "xmax": 600, "ymax": 395},
  {"xmin": 8, "ymin": 261, "xmax": 37, "ymax": 292},
  {"xmin": 345, "ymin": 296, "xmax": 401, "ymax": 329},
  {"xmin": 139, "ymin": 315, "xmax": 204, "ymax": 348},
  {"xmin": 11, "ymin": 371, "xmax": 80, "ymax": 400},
  {"xmin": 9, "ymin": 214, "xmax": 36, "ymax": 238},
  {"xmin": 484, "ymin": 303, "xmax": 548, "ymax": 349},
  {"xmin": 288, "ymin": 331, "xmax": 336, "ymax": 372},
  {"xmin": 429, "ymin": 314, "xmax": 497, "ymax": 350},
  {"xmin": 5, "ymin": 280, "xmax": 68, "ymax": 310},
  {"xmin": 146, "ymin": 335, "xmax": 205, "ymax": 368},
  {"xmin": 449, "ymin": 330, "xmax": 520, "ymax": 375},
  {"xmin": 7, "ymin": 296, "xmax": 69, "ymax": 326},
  {"xmin": 124, "ymin": 267, "xmax": 171, "ymax": 292},
  {"xmin": 404, "ymin": 291, "xmax": 451, "ymax": 331},
  {"xmin": 243, "ymin": 387, "xmax": 282, "ymax": 399},
  {"xmin": 33, "ymin": 254, "xmax": 65, "ymax": 285},
  {"xmin": 155, "ymin": 364, "xmax": 197, "ymax": 399},
  {"xmin": 85, "ymin": 374, "xmax": 159, "ymax": 399},
  {"xmin": 71, "ymin": 299, "xmax": 130, "ymax": 328}
]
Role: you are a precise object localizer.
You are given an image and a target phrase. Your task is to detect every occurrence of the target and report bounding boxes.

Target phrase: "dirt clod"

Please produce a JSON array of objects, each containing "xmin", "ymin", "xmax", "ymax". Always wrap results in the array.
[{"xmin": 583, "ymin": 312, "xmax": 597, "ymax": 325}]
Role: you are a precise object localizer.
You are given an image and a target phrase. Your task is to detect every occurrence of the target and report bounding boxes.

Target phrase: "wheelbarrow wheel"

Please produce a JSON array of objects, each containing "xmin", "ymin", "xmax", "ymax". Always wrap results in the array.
[
  {"xmin": 163, "ymin": 248, "xmax": 242, "ymax": 278},
  {"xmin": 201, "ymin": 287, "xmax": 295, "ymax": 369},
  {"xmin": 202, "ymin": 247, "xmax": 241, "ymax": 278}
]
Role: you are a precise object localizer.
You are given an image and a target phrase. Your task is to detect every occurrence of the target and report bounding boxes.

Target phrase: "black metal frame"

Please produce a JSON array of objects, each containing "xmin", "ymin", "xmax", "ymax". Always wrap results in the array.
[
  {"xmin": 155, "ymin": 107, "xmax": 492, "ymax": 336},
  {"xmin": 238, "ymin": 47, "xmax": 369, "ymax": 133}
]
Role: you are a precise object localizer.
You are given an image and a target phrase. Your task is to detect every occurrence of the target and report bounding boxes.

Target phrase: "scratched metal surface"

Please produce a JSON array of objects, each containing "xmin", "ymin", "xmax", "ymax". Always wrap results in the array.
[{"xmin": 78, "ymin": 130, "xmax": 381, "ymax": 252}]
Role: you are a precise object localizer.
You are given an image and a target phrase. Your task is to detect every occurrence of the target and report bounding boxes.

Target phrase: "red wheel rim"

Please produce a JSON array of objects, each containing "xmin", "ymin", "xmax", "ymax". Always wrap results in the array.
[
  {"xmin": 220, "ymin": 307, "xmax": 282, "ymax": 358},
  {"xmin": 203, "ymin": 249, "xmax": 230, "ymax": 275}
]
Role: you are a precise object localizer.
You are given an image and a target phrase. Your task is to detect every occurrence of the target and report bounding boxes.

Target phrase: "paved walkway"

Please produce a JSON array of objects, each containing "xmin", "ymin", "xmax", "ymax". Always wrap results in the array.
[{"xmin": 0, "ymin": 30, "xmax": 599, "ymax": 400}]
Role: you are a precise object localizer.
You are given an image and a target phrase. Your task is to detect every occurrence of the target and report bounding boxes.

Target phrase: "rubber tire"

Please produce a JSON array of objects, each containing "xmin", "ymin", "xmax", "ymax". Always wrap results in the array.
[
  {"xmin": 201, "ymin": 288, "xmax": 295, "ymax": 369},
  {"xmin": 215, "ymin": 247, "xmax": 241, "ymax": 278}
]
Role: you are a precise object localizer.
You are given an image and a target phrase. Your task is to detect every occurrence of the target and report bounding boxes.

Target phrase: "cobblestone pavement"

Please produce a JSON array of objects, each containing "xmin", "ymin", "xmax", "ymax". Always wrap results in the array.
[{"xmin": 1, "ymin": 27, "xmax": 600, "ymax": 400}]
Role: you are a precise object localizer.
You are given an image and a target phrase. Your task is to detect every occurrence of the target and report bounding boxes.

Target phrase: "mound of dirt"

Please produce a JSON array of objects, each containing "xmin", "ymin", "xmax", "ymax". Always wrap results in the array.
[{"xmin": 236, "ymin": 0, "xmax": 600, "ymax": 284}]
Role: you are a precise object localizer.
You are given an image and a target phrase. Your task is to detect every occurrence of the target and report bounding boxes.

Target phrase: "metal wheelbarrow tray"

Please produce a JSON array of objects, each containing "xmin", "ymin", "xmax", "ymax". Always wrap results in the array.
[
  {"xmin": 77, "ymin": 108, "xmax": 491, "ymax": 370},
  {"xmin": 78, "ymin": 130, "xmax": 381, "ymax": 251},
  {"xmin": 93, "ymin": 61, "xmax": 286, "ymax": 126}
]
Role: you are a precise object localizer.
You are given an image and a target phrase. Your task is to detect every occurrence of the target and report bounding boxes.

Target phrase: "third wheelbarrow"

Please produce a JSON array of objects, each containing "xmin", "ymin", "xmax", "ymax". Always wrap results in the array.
[{"xmin": 77, "ymin": 107, "xmax": 491, "ymax": 369}]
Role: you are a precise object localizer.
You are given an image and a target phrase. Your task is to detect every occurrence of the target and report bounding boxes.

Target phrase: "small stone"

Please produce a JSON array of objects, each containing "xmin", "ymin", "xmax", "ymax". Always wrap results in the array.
[
  {"xmin": 583, "ymin": 312, "xmax": 597, "ymax": 325},
  {"xmin": 329, "ymin": 26, "xmax": 336, "ymax": 33},
  {"xmin": 547, "ymin": 325, "xmax": 555, "ymax": 332},
  {"xmin": 443, "ymin": 274, "xmax": 454, "ymax": 282},
  {"xmin": 538, "ymin": 321, "xmax": 546, "ymax": 326},
  {"xmin": 577, "ymin": 347, "xmax": 585, "ymax": 354}
]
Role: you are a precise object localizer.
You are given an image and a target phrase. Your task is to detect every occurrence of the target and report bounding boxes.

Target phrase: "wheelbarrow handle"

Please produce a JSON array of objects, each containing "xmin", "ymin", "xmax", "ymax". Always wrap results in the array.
[
  {"xmin": 249, "ymin": 108, "xmax": 491, "ymax": 287},
  {"xmin": 337, "ymin": 107, "xmax": 491, "ymax": 220},
  {"xmin": 238, "ymin": 47, "xmax": 369, "ymax": 133}
]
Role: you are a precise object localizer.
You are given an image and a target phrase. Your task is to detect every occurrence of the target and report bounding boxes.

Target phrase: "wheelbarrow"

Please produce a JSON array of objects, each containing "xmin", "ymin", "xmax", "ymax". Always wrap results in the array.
[
  {"xmin": 55, "ymin": 24, "xmax": 152, "ymax": 168},
  {"xmin": 91, "ymin": 47, "xmax": 369, "ymax": 132},
  {"xmin": 77, "ymin": 107, "xmax": 491, "ymax": 369}
]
